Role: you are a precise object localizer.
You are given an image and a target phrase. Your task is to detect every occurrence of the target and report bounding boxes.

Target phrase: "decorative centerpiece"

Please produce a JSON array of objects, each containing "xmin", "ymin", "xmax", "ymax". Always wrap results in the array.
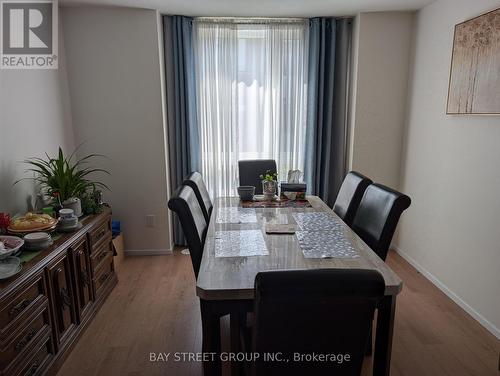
[
  {"xmin": 260, "ymin": 170, "xmax": 278, "ymax": 201},
  {"xmin": 15, "ymin": 147, "xmax": 109, "ymax": 217}
]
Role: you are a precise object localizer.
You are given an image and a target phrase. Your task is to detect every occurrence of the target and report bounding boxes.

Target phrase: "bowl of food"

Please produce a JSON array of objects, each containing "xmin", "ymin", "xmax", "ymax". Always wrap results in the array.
[{"xmin": 0, "ymin": 236, "xmax": 24, "ymax": 260}]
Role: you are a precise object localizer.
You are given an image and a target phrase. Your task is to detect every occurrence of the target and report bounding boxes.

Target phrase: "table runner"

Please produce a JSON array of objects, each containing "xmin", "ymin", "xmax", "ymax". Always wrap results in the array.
[{"xmin": 240, "ymin": 199, "xmax": 312, "ymax": 208}]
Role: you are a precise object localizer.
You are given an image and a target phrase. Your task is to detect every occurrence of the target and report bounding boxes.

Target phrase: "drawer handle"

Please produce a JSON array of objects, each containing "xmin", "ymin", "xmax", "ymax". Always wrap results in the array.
[
  {"xmin": 27, "ymin": 360, "xmax": 39, "ymax": 376},
  {"xmin": 60, "ymin": 287, "xmax": 72, "ymax": 310},
  {"xmin": 97, "ymin": 250, "xmax": 109, "ymax": 263},
  {"xmin": 98, "ymin": 272, "xmax": 109, "ymax": 284},
  {"xmin": 95, "ymin": 228, "xmax": 106, "ymax": 241},
  {"xmin": 9, "ymin": 298, "xmax": 34, "ymax": 318},
  {"xmin": 15, "ymin": 328, "xmax": 38, "ymax": 352}
]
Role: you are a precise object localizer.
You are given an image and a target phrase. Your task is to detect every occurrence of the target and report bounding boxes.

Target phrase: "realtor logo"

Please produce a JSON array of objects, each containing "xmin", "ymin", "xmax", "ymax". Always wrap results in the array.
[{"xmin": 1, "ymin": 0, "xmax": 58, "ymax": 69}]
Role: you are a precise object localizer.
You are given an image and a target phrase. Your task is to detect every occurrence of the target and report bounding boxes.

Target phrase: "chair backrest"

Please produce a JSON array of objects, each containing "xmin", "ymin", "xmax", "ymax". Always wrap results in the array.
[
  {"xmin": 167, "ymin": 185, "xmax": 207, "ymax": 277},
  {"xmin": 252, "ymin": 269, "xmax": 385, "ymax": 376},
  {"xmin": 238, "ymin": 159, "xmax": 277, "ymax": 195},
  {"xmin": 333, "ymin": 171, "xmax": 372, "ymax": 226},
  {"xmin": 183, "ymin": 171, "xmax": 213, "ymax": 224},
  {"xmin": 352, "ymin": 184, "xmax": 411, "ymax": 261}
]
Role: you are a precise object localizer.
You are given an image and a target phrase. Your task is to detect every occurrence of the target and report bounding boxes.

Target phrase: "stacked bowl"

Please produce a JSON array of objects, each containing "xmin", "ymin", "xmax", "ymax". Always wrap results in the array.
[
  {"xmin": 24, "ymin": 232, "xmax": 53, "ymax": 251},
  {"xmin": 58, "ymin": 209, "xmax": 81, "ymax": 232}
]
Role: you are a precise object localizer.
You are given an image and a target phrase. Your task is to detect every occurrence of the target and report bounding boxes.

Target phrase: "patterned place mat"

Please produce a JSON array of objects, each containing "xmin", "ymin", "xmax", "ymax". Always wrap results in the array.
[
  {"xmin": 216, "ymin": 207, "xmax": 257, "ymax": 223},
  {"xmin": 296, "ymin": 231, "xmax": 359, "ymax": 259},
  {"xmin": 292, "ymin": 212, "xmax": 343, "ymax": 231},
  {"xmin": 214, "ymin": 230, "xmax": 268, "ymax": 257}
]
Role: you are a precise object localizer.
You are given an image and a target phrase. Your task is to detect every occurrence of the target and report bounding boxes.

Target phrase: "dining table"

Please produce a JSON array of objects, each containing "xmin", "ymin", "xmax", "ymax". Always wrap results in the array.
[{"xmin": 196, "ymin": 195, "xmax": 403, "ymax": 376}]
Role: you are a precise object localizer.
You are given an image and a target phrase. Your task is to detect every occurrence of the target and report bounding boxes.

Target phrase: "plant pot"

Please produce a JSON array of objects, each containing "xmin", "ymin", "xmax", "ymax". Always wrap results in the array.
[
  {"xmin": 62, "ymin": 197, "xmax": 82, "ymax": 217},
  {"xmin": 262, "ymin": 180, "xmax": 277, "ymax": 201}
]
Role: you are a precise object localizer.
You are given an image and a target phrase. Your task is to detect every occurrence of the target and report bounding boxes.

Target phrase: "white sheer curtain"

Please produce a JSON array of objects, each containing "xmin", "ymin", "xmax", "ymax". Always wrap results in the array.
[{"xmin": 193, "ymin": 19, "xmax": 309, "ymax": 198}]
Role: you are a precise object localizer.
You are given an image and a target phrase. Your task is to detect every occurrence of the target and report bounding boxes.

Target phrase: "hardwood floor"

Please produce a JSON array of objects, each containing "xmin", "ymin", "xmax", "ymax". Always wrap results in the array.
[{"xmin": 57, "ymin": 250, "xmax": 499, "ymax": 376}]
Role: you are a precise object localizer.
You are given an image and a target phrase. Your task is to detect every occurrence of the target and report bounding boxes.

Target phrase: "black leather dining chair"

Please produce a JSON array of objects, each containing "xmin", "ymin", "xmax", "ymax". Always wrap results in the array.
[
  {"xmin": 351, "ymin": 184, "xmax": 411, "ymax": 261},
  {"xmin": 333, "ymin": 171, "xmax": 372, "ymax": 226},
  {"xmin": 238, "ymin": 159, "xmax": 277, "ymax": 195},
  {"xmin": 244, "ymin": 268, "xmax": 385, "ymax": 376},
  {"xmin": 167, "ymin": 185, "xmax": 207, "ymax": 277},
  {"xmin": 183, "ymin": 171, "xmax": 213, "ymax": 224}
]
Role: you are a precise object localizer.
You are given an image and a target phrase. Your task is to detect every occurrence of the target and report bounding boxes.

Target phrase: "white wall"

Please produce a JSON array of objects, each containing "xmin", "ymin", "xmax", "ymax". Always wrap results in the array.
[
  {"xmin": 349, "ymin": 12, "xmax": 414, "ymax": 189},
  {"xmin": 397, "ymin": 0, "xmax": 500, "ymax": 337},
  {"xmin": 61, "ymin": 6, "xmax": 171, "ymax": 252},
  {"xmin": 0, "ymin": 20, "xmax": 75, "ymax": 215}
]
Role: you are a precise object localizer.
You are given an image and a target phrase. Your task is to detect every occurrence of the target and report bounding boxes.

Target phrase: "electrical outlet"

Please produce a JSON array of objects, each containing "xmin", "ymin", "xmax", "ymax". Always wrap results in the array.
[{"xmin": 146, "ymin": 215, "xmax": 155, "ymax": 228}]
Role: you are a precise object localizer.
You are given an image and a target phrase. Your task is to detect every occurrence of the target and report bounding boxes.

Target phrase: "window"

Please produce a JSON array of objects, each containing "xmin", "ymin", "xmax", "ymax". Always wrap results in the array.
[{"xmin": 193, "ymin": 19, "xmax": 309, "ymax": 197}]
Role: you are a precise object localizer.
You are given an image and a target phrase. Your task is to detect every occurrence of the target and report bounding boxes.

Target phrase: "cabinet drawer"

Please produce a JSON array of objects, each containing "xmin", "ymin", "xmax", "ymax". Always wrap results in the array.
[
  {"xmin": 0, "ymin": 272, "xmax": 47, "ymax": 338},
  {"xmin": 13, "ymin": 332, "xmax": 53, "ymax": 376},
  {"xmin": 0, "ymin": 304, "xmax": 50, "ymax": 371},
  {"xmin": 93, "ymin": 253, "xmax": 114, "ymax": 299},
  {"xmin": 90, "ymin": 238, "xmax": 113, "ymax": 271},
  {"xmin": 89, "ymin": 219, "xmax": 111, "ymax": 252}
]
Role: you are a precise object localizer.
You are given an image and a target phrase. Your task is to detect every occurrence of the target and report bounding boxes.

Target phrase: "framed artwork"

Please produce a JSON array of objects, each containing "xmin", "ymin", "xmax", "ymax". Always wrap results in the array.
[{"xmin": 447, "ymin": 8, "xmax": 500, "ymax": 115}]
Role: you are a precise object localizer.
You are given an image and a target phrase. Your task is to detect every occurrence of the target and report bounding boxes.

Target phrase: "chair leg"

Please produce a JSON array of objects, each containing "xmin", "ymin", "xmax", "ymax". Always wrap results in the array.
[{"xmin": 365, "ymin": 323, "xmax": 373, "ymax": 356}]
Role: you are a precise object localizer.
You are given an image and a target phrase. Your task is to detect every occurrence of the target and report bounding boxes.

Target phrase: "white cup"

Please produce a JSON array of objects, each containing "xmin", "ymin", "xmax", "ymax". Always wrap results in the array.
[{"xmin": 59, "ymin": 208, "xmax": 75, "ymax": 219}]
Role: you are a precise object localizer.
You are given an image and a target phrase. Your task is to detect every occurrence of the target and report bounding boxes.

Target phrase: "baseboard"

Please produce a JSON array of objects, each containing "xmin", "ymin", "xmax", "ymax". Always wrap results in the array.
[
  {"xmin": 393, "ymin": 245, "xmax": 500, "ymax": 339},
  {"xmin": 123, "ymin": 249, "xmax": 173, "ymax": 256}
]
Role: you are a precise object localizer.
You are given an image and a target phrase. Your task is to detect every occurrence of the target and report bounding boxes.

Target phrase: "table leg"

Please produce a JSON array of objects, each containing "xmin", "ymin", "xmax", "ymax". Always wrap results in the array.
[
  {"xmin": 230, "ymin": 313, "xmax": 242, "ymax": 376},
  {"xmin": 373, "ymin": 295, "xmax": 396, "ymax": 376},
  {"xmin": 200, "ymin": 299, "xmax": 221, "ymax": 376}
]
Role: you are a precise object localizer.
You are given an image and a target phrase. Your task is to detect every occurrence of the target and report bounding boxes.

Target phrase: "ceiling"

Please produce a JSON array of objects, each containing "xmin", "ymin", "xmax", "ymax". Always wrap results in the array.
[{"xmin": 59, "ymin": 0, "xmax": 435, "ymax": 17}]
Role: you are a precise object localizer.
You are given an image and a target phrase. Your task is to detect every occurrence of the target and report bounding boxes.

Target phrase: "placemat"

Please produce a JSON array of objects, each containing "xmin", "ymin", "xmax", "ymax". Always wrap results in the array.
[
  {"xmin": 216, "ymin": 207, "xmax": 257, "ymax": 223},
  {"xmin": 214, "ymin": 230, "xmax": 268, "ymax": 257},
  {"xmin": 241, "ymin": 199, "xmax": 312, "ymax": 208},
  {"xmin": 292, "ymin": 212, "xmax": 343, "ymax": 231},
  {"xmin": 18, "ymin": 250, "xmax": 43, "ymax": 264},
  {"xmin": 296, "ymin": 231, "xmax": 359, "ymax": 259}
]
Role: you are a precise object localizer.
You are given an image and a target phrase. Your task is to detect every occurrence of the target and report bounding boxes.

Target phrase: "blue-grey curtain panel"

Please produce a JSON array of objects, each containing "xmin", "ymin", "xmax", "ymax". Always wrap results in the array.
[
  {"xmin": 305, "ymin": 18, "xmax": 352, "ymax": 207},
  {"xmin": 163, "ymin": 15, "xmax": 200, "ymax": 245}
]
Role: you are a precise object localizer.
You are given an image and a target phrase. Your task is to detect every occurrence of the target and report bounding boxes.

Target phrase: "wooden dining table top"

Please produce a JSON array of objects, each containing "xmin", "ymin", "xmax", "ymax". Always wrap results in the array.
[{"xmin": 196, "ymin": 195, "xmax": 403, "ymax": 301}]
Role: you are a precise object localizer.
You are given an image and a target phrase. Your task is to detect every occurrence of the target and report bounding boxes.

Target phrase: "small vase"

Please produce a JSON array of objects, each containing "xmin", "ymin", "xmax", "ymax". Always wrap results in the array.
[{"xmin": 262, "ymin": 180, "xmax": 277, "ymax": 201}]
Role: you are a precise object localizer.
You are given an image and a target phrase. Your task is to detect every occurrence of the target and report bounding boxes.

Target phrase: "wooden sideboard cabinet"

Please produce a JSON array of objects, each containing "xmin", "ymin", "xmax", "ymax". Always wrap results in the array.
[{"xmin": 0, "ymin": 208, "xmax": 117, "ymax": 376}]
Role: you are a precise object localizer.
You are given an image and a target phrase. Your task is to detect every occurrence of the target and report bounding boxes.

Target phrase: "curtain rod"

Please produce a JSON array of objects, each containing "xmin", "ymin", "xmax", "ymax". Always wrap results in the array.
[{"xmin": 194, "ymin": 17, "xmax": 308, "ymax": 25}]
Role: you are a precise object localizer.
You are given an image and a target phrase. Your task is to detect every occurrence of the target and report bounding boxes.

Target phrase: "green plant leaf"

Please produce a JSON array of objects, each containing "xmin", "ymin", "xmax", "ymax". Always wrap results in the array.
[{"xmin": 15, "ymin": 147, "xmax": 110, "ymax": 201}]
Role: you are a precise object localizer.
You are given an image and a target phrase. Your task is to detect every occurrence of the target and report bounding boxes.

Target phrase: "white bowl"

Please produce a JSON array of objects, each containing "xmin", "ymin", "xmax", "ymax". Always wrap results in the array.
[
  {"xmin": 24, "ymin": 239, "xmax": 53, "ymax": 251},
  {"xmin": 59, "ymin": 208, "xmax": 75, "ymax": 218},
  {"xmin": 24, "ymin": 232, "xmax": 51, "ymax": 244},
  {"xmin": 58, "ymin": 216, "xmax": 78, "ymax": 227},
  {"xmin": 0, "ymin": 236, "xmax": 24, "ymax": 260}
]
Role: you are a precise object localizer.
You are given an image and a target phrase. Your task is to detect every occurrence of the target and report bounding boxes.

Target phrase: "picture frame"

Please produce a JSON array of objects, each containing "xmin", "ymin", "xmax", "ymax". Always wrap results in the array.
[{"xmin": 446, "ymin": 8, "xmax": 500, "ymax": 115}]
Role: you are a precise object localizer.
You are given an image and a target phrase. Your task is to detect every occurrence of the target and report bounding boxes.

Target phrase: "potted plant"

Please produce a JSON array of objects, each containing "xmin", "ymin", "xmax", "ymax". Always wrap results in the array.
[
  {"xmin": 15, "ymin": 147, "xmax": 109, "ymax": 216},
  {"xmin": 259, "ymin": 170, "xmax": 278, "ymax": 201}
]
